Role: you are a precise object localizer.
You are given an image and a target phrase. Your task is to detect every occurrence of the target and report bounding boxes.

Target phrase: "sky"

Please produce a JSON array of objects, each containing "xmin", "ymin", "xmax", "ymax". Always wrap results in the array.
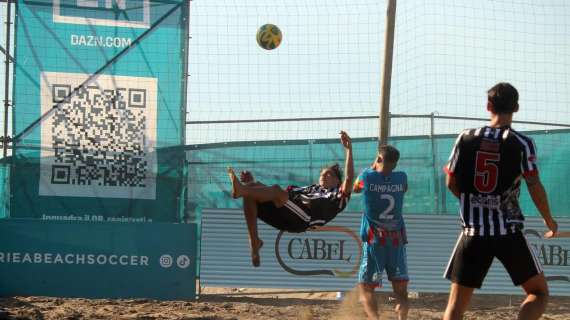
[
  {"xmin": 186, "ymin": 0, "xmax": 570, "ymax": 144},
  {"xmin": 1, "ymin": 0, "xmax": 570, "ymax": 145}
]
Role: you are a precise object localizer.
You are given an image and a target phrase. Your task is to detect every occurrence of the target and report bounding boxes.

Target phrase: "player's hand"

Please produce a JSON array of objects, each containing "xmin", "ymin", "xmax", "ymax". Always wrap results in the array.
[
  {"xmin": 543, "ymin": 220, "xmax": 558, "ymax": 239},
  {"xmin": 340, "ymin": 131, "xmax": 352, "ymax": 150}
]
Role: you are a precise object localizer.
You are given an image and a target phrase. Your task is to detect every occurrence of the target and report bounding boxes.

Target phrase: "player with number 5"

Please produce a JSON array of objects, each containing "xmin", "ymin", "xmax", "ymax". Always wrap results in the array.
[
  {"xmin": 353, "ymin": 145, "xmax": 409, "ymax": 320},
  {"xmin": 442, "ymin": 83, "xmax": 558, "ymax": 320}
]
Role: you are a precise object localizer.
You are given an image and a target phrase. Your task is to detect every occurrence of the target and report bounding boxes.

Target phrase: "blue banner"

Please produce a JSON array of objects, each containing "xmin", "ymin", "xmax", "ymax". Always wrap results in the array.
[
  {"xmin": 0, "ymin": 220, "xmax": 197, "ymax": 299},
  {"xmin": 11, "ymin": 0, "xmax": 188, "ymax": 221}
]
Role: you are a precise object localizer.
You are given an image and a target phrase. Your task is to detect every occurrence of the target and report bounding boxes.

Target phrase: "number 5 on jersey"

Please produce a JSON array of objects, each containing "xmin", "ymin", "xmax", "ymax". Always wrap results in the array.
[{"xmin": 474, "ymin": 151, "xmax": 500, "ymax": 193}]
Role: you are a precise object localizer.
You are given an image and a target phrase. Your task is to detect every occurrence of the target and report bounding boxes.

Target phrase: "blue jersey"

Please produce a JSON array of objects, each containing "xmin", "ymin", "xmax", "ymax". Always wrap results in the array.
[{"xmin": 355, "ymin": 169, "xmax": 407, "ymax": 242}]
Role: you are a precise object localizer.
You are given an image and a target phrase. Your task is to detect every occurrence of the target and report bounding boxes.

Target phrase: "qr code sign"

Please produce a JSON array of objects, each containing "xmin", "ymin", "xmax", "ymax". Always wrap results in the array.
[{"xmin": 39, "ymin": 72, "xmax": 157, "ymax": 199}]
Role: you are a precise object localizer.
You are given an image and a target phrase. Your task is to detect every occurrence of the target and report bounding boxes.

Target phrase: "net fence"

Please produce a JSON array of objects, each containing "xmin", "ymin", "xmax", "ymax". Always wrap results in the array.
[
  {"xmin": 187, "ymin": 121, "xmax": 570, "ymax": 217},
  {"xmin": 0, "ymin": 0, "xmax": 568, "ymax": 221},
  {"xmin": 184, "ymin": 0, "xmax": 570, "ymax": 219}
]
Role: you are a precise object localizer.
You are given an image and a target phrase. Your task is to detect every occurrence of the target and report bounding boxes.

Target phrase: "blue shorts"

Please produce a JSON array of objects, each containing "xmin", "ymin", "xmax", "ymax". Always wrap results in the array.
[{"xmin": 358, "ymin": 241, "xmax": 409, "ymax": 288}]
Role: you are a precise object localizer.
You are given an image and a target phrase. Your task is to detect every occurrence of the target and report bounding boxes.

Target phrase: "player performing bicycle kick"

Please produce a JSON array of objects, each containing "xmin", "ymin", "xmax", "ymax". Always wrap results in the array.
[{"xmin": 227, "ymin": 131, "xmax": 354, "ymax": 267}]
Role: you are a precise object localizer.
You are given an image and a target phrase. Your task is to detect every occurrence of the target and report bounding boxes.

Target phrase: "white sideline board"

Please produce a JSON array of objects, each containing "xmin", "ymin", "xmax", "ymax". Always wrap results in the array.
[{"xmin": 201, "ymin": 209, "xmax": 570, "ymax": 296}]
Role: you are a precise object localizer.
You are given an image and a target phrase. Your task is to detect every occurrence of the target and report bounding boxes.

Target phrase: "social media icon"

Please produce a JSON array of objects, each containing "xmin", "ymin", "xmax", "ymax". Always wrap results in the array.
[
  {"xmin": 177, "ymin": 255, "xmax": 191, "ymax": 269},
  {"xmin": 159, "ymin": 254, "xmax": 173, "ymax": 268}
]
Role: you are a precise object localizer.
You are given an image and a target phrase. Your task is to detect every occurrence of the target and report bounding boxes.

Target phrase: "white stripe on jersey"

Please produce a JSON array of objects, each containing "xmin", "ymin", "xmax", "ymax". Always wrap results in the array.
[
  {"xmin": 511, "ymin": 131, "xmax": 534, "ymax": 171},
  {"xmin": 461, "ymin": 192, "xmax": 512, "ymax": 236},
  {"xmin": 502, "ymin": 128, "xmax": 510, "ymax": 140},
  {"xmin": 468, "ymin": 194, "xmax": 474, "ymax": 228},
  {"xmin": 488, "ymin": 208, "xmax": 495, "ymax": 236},
  {"xmin": 448, "ymin": 131, "xmax": 467, "ymax": 172},
  {"xmin": 283, "ymin": 200, "xmax": 310, "ymax": 222},
  {"xmin": 449, "ymin": 130, "xmax": 469, "ymax": 161},
  {"xmin": 497, "ymin": 208, "xmax": 506, "ymax": 235},
  {"xmin": 494, "ymin": 128, "xmax": 500, "ymax": 139},
  {"xmin": 484, "ymin": 127, "xmax": 491, "ymax": 137},
  {"xmin": 478, "ymin": 206, "xmax": 484, "ymax": 235}
]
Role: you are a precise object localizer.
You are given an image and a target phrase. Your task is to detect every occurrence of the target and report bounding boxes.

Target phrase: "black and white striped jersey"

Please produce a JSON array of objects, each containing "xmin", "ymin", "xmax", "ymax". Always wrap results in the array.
[
  {"xmin": 444, "ymin": 126, "xmax": 538, "ymax": 236},
  {"xmin": 287, "ymin": 184, "xmax": 350, "ymax": 228}
]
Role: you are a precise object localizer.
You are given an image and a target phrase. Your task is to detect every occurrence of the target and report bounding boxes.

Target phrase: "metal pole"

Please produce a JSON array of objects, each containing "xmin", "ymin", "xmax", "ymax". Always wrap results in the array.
[
  {"xmin": 3, "ymin": 0, "xmax": 12, "ymax": 158},
  {"xmin": 180, "ymin": 0, "xmax": 191, "ymax": 224},
  {"xmin": 430, "ymin": 113, "xmax": 440, "ymax": 213},
  {"xmin": 379, "ymin": 0, "xmax": 396, "ymax": 146}
]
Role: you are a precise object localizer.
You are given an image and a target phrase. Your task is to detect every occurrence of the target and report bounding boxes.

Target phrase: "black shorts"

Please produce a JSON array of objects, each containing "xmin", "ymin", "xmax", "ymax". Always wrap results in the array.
[
  {"xmin": 257, "ymin": 200, "xmax": 310, "ymax": 233},
  {"xmin": 444, "ymin": 231, "xmax": 542, "ymax": 289}
]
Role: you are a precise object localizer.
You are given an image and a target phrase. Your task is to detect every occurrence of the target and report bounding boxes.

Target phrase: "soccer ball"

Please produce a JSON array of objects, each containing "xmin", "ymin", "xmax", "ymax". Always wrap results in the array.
[{"xmin": 256, "ymin": 24, "xmax": 282, "ymax": 50}]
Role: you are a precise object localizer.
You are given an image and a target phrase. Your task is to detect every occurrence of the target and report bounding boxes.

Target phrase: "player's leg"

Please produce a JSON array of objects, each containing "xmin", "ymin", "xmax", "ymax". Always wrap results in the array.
[
  {"xmin": 443, "ymin": 282, "xmax": 474, "ymax": 320},
  {"xmin": 496, "ymin": 232, "xmax": 548, "ymax": 320},
  {"xmin": 391, "ymin": 280, "xmax": 409, "ymax": 320},
  {"xmin": 358, "ymin": 283, "xmax": 379, "ymax": 320},
  {"xmin": 518, "ymin": 273, "xmax": 548, "ymax": 320},
  {"xmin": 242, "ymin": 196, "xmax": 263, "ymax": 267},
  {"xmin": 228, "ymin": 167, "xmax": 288, "ymax": 206},
  {"xmin": 358, "ymin": 241, "xmax": 384, "ymax": 320},
  {"xmin": 443, "ymin": 234, "xmax": 493, "ymax": 320},
  {"xmin": 239, "ymin": 171, "xmax": 266, "ymax": 267},
  {"xmin": 385, "ymin": 241, "xmax": 410, "ymax": 320}
]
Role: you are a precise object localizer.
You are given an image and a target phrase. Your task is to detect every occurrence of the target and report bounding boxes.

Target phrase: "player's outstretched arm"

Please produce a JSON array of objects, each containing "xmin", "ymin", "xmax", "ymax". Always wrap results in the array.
[
  {"xmin": 525, "ymin": 174, "xmax": 558, "ymax": 238},
  {"xmin": 339, "ymin": 131, "xmax": 354, "ymax": 195}
]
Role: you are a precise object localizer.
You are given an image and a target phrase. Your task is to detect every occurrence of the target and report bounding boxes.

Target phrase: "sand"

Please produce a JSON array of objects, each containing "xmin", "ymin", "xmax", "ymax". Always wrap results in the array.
[{"xmin": 1, "ymin": 287, "xmax": 569, "ymax": 319}]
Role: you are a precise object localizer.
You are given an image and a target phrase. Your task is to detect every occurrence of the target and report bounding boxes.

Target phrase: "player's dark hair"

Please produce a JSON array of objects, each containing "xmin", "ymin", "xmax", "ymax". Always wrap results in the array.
[
  {"xmin": 378, "ymin": 145, "xmax": 400, "ymax": 164},
  {"xmin": 322, "ymin": 163, "xmax": 342, "ymax": 182},
  {"xmin": 487, "ymin": 82, "xmax": 519, "ymax": 114}
]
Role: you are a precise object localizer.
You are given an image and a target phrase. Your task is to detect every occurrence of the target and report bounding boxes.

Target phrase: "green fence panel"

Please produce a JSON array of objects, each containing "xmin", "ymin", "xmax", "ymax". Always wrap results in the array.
[{"xmin": 188, "ymin": 129, "xmax": 570, "ymax": 218}]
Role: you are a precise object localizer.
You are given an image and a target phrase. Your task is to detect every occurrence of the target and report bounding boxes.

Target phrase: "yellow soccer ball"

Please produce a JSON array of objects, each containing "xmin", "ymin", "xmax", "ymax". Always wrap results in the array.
[{"xmin": 256, "ymin": 24, "xmax": 282, "ymax": 50}]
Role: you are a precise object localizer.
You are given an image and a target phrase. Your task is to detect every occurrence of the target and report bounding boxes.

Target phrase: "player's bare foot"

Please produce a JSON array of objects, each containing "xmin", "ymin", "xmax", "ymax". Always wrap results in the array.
[
  {"xmin": 240, "ymin": 170, "xmax": 254, "ymax": 184},
  {"xmin": 227, "ymin": 167, "xmax": 242, "ymax": 199},
  {"xmin": 250, "ymin": 238, "xmax": 263, "ymax": 267}
]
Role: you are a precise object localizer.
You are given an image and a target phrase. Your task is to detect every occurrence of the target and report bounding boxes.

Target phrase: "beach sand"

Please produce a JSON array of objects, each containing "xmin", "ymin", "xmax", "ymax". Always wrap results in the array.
[{"xmin": 1, "ymin": 287, "xmax": 569, "ymax": 319}]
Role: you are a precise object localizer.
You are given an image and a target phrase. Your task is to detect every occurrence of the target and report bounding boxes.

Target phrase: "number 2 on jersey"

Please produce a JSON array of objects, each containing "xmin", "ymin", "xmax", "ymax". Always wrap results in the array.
[
  {"xmin": 474, "ymin": 151, "xmax": 500, "ymax": 193},
  {"xmin": 378, "ymin": 194, "xmax": 395, "ymax": 219}
]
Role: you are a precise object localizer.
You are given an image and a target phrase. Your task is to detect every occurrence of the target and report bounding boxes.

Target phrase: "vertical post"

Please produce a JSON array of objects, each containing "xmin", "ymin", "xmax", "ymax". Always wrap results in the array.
[
  {"xmin": 3, "ymin": 0, "xmax": 12, "ymax": 158},
  {"xmin": 430, "ymin": 113, "xmax": 440, "ymax": 213},
  {"xmin": 308, "ymin": 139, "xmax": 314, "ymax": 181},
  {"xmin": 379, "ymin": 0, "xmax": 397, "ymax": 146},
  {"xmin": 181, "ymin": 0, "xmax": 191, "ymax": 223}
]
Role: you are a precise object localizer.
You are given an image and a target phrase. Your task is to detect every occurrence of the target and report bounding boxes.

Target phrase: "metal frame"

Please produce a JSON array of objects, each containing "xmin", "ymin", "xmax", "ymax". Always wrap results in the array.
[
  {"xmin": 186, "ymin": 113, "xmax": 570, "ymax": 128},
  {"xmin": 2, "ymin": 0, "xmax": 11, "ymax": 157}
]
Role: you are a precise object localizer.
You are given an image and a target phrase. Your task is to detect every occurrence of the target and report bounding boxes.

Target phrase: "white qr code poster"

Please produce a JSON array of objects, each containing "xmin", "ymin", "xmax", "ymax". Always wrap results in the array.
[{"xmin": 39, "ymin": 72, "xmax": 157, "ymax": 200}]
